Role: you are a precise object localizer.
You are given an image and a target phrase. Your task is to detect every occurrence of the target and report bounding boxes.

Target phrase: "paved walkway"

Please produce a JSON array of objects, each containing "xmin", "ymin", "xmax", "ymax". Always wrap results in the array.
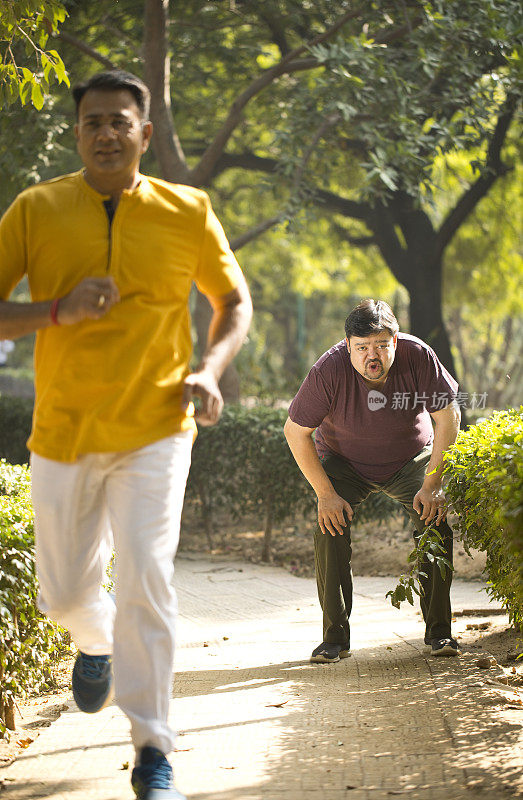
[{"xmin": 2, "ymin": 555, "xmax": 522, "ymax": 800}]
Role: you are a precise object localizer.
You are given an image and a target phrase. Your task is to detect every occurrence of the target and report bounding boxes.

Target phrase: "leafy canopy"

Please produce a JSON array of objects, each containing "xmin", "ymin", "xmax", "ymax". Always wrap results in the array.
[{"xmin": 0, "ymin": 0, "xmax": 69, "ymax": 109}]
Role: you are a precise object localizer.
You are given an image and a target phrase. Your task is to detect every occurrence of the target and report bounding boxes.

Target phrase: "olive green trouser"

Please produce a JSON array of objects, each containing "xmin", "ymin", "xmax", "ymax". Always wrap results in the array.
[{"xmin": 314, "ymin": 446, "xmax": 453, "ymax": 648}]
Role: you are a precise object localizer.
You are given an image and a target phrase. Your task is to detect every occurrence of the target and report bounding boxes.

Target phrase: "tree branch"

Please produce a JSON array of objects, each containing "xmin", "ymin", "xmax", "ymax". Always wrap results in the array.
[
  {"xmin": 368, "ymin": 203, "xmax": 410, "ymax": 281},
  {"xmin": 289, "ymin": 112, "xmax": 341, "ymax": 201},
  {"xmin": 188, "ymin": 5, "xmax": 366, "ymax": 187},
  {"xmin": 338, "ymin": 135, "xmax": 368, "ymax": 153},
  {"xmin": 259, "ymin": 9, "xmax": 291, "ymax": 56},
  {"xmin": 332, "ymin": 223, "xmax": 376, "ymax": 247},
  {"xmin": 314, "ymin": 188, "xmax": 371, "ymax": 221},
  {"xmin": 143, "ymin": 0, "xmax": 189, "ymax": 184},
  {"xmin": 373, "ymin": 16, "xmax": 423, "ymax": 45},
  {"xmin": 184, "ymin": 149, "xmax": 279, "ymax": 180},
  {"xmin": 437, "ymin": 97, "xmax": 516, "ymax": 252},
  {"xmin": 186, "ymin": 146, "xmax": 373, "ymax": 236},
  {"xmin": 57, "ymin": 31, "xmax": 116, "ymax": 69},
  {"xmin": 230, "ymin": 215, "xmax": 283, "ymax": 251}
]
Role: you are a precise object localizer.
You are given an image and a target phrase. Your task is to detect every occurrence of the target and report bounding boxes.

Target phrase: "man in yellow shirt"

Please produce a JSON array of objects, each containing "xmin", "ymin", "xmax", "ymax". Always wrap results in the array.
[{"xmin": 0, "ymin": 70, "xmax": 252, "ymax": 800}]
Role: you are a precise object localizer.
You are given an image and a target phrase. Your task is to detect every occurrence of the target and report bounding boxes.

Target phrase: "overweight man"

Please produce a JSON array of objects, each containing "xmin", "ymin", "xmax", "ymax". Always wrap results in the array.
[
  {"xmin": 284, "ymin": 299, "xmax": 460, "ymax": 664},
  {"xmin": 0, "ymin": 70, "xmax": 252, "ymax": 800}
]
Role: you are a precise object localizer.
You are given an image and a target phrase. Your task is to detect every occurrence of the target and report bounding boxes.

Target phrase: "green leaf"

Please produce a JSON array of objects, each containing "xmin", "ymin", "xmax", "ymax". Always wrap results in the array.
[{"xmin": 31, "ymin": 81, "xmax": 44, "ymax": 110}]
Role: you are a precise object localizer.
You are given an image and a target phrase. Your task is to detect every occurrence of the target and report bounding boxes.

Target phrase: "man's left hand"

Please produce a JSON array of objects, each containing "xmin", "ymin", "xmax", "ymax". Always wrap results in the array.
[
  {"xmin": 182, "ymin": 369, "xmax": 223, "ymax": 426},
  {"xmin": 413, "ymin": 485, "xmax": 447, "ymax": 526}
]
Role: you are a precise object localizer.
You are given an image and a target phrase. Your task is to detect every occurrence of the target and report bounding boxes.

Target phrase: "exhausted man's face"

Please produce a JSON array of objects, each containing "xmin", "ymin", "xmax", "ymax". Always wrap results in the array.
[{"xmin": 346, "ymin": 332, "xmax": 397, "ymax": 382}]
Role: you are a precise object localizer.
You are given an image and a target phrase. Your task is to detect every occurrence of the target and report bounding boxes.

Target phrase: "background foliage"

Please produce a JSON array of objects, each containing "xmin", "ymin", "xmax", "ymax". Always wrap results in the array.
[
  {"xmin": 0, "ymin": 1, "xmax": 69, "ymax": 109},
  {"xmin": 0, "ymin": 0, "xmax": 521, "ymax": 407}
]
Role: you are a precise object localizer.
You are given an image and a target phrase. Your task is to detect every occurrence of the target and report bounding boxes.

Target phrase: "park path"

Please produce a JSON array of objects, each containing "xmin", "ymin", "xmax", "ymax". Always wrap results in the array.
[{"xmin": 1, "ymin": 554, "xmax": 522, "ymax": 800}]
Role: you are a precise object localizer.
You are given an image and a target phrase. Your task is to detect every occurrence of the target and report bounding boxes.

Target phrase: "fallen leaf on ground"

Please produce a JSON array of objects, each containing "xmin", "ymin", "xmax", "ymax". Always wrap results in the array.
[{"xmin": 15, "ymin": 738, "xmax": 34, "ymax": 748}]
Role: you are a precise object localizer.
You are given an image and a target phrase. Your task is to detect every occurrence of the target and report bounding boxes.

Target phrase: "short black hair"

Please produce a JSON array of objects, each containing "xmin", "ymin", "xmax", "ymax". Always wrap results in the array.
[
  {"xmin": 72, "ymin": 70, "xmax": 151, "ymax": 120},
  {"xmin": 345, "ymin": 299, "xmax": 399, "ymax": 339}
]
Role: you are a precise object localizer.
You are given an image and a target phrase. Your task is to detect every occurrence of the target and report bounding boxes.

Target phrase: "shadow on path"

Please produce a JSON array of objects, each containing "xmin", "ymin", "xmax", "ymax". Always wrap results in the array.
[{"xmin": 172, "ymin": 641, "xmax": 522, "ymax": 799}]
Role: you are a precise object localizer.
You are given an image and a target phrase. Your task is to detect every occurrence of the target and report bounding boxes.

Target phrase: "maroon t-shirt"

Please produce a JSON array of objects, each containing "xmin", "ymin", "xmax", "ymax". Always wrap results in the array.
[{"xmin": 288, "ymin": 333, "xmax": 458, "ymax": 482}]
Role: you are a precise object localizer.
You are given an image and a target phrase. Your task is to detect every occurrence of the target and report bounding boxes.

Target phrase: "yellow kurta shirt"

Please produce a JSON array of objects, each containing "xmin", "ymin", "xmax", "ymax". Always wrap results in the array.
[{"xmin": 0, "ymin": 171, "xmax": 243, "ymax": 462}]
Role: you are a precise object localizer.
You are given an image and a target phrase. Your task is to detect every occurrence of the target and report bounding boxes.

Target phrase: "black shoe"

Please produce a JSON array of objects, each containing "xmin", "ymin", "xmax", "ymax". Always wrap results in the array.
[
  {"xmin": 72, "ymin": 652, "xmax": 113, "ymax": 713},
  {"xmin": 430, "ymin": 637, "xmax": 459, "ymax": 657},
  {"xmin": 131, "ymin": 747, "xmax": 186, "ymax": 799},
  {"xmin": 310, "ymin": 642, "xmax": 350, "ymax": 663}
]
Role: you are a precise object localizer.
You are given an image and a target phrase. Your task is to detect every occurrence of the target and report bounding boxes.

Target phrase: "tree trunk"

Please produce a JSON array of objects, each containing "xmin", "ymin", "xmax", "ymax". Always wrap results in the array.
[
  {"xmin": 261, "ymin": 498, "xmax": 274, "ymax": 563},
  {"xmin": 4, "ymin": 699, "xmax": 15, "ymax": 731},
  {"xmin": 198, "ymin": 483, "xmax": 214, "ymax": 551},
  {"xmin": 403, "ymin": 255, "xmax": 456, "ymax": 374},
  {"xmin": 143, "ymin": 0, "xmax": 190, "ymax": 184},
  {"xmin": 401, "ymin": 255, "xmax": 467, "ymax": 425},
  {"xmin": 370, "ymin": 202, "xmax": 461, "ymax": 385},
  {"xmin": 370, "ymin": 200, "xmax": 467, "ymax": 425},
  {"xmin": 272, "ymin": 297, "xmax": 301, "ymax": 386},
  {"xmin": 0, "ymin": 650, "xmax": 14, "ymax": 734}
]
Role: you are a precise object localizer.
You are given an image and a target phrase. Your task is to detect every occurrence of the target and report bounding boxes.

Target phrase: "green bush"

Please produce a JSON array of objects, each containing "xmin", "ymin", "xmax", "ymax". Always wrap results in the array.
[
  {"xmin": 185, "ymin": 404, "xmax": 408, "ymax": 560},
  {"xmin": 443, "ymin": 407, "xmax": 523, "ymax": 627},
  {"xmin": 0, "ymin": 394, "xmax": 33, "ymax": 464},
  {"xmin": 238, "ymin": 406, "xmax": 317, "ymax": 561},
  {"xmin": 184, "ymin": 405, "xmax": 248, "ymax": 549},
  {"xmin": 185, "ymin": 405, "xmax": 316, "ymax": 559},
  {"xmin": 0, "ymin": 460, "xmax": 67, "ymax": 736}
]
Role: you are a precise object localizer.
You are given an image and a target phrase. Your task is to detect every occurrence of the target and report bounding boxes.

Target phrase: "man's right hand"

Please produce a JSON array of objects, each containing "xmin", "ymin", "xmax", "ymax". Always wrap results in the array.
[
  {"xmin": 56, "ymin": 277, "xmax": 120, "ymax": 325},
  {"xmin": 317, "ymin": 492, "xmax": 354, "ymax": 536}
]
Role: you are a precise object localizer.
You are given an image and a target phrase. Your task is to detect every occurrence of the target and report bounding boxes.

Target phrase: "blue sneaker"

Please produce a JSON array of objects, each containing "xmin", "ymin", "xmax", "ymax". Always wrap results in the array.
[
  {"xmin": 131, "ymin": 747, "xmax": 186, "ymax": 799},
  {"xmin": 72, "ymin": 652, "xmax": 113, "ymax": 713}
]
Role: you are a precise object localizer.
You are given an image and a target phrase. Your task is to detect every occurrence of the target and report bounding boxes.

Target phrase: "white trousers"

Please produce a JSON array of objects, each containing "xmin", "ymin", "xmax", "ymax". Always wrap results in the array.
[{"xmin": 30, "ymin": 432, "xmax": 193, "ymax": 755}]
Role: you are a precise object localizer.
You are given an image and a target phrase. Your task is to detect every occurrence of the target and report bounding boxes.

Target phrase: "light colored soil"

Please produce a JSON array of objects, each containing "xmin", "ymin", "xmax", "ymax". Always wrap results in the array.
[
  {"xmin": 178, "ymin": 508, "xmax": 487, "ymax": 581},
  {"xmin": 457, "ymin": 616, "xmax": 523, "ymax": 667}
]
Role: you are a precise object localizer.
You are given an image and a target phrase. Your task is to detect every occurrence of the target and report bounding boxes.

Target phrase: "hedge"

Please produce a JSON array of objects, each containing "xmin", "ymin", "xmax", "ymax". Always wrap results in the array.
[
  {"xmin": 184, "ymin": 405, "xmax": 316, "ymax": 559},
  {"xmin": 443, "ymin": 407, "xmax": 523, "ymax": 627},
  {"xmin": 0, "ymin": 461, "xmax": 67, "ymax": 736},
  {"xmin": 0, "ymin": 394, "xmax": 33, "ymax": 464},
  {"xmin": 184, "ymin": 404, "xmax": 406, "ymax": 560},
  {"xmin": 0, "ymin": 394, "xmax": 406, "ymax": 562}
]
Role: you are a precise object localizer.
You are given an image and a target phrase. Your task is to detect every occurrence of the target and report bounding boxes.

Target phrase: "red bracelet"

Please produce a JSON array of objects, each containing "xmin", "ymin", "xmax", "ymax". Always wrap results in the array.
[{"xmin": 50, "ymin": 297, "xmax": 61, "ymax": 325}]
